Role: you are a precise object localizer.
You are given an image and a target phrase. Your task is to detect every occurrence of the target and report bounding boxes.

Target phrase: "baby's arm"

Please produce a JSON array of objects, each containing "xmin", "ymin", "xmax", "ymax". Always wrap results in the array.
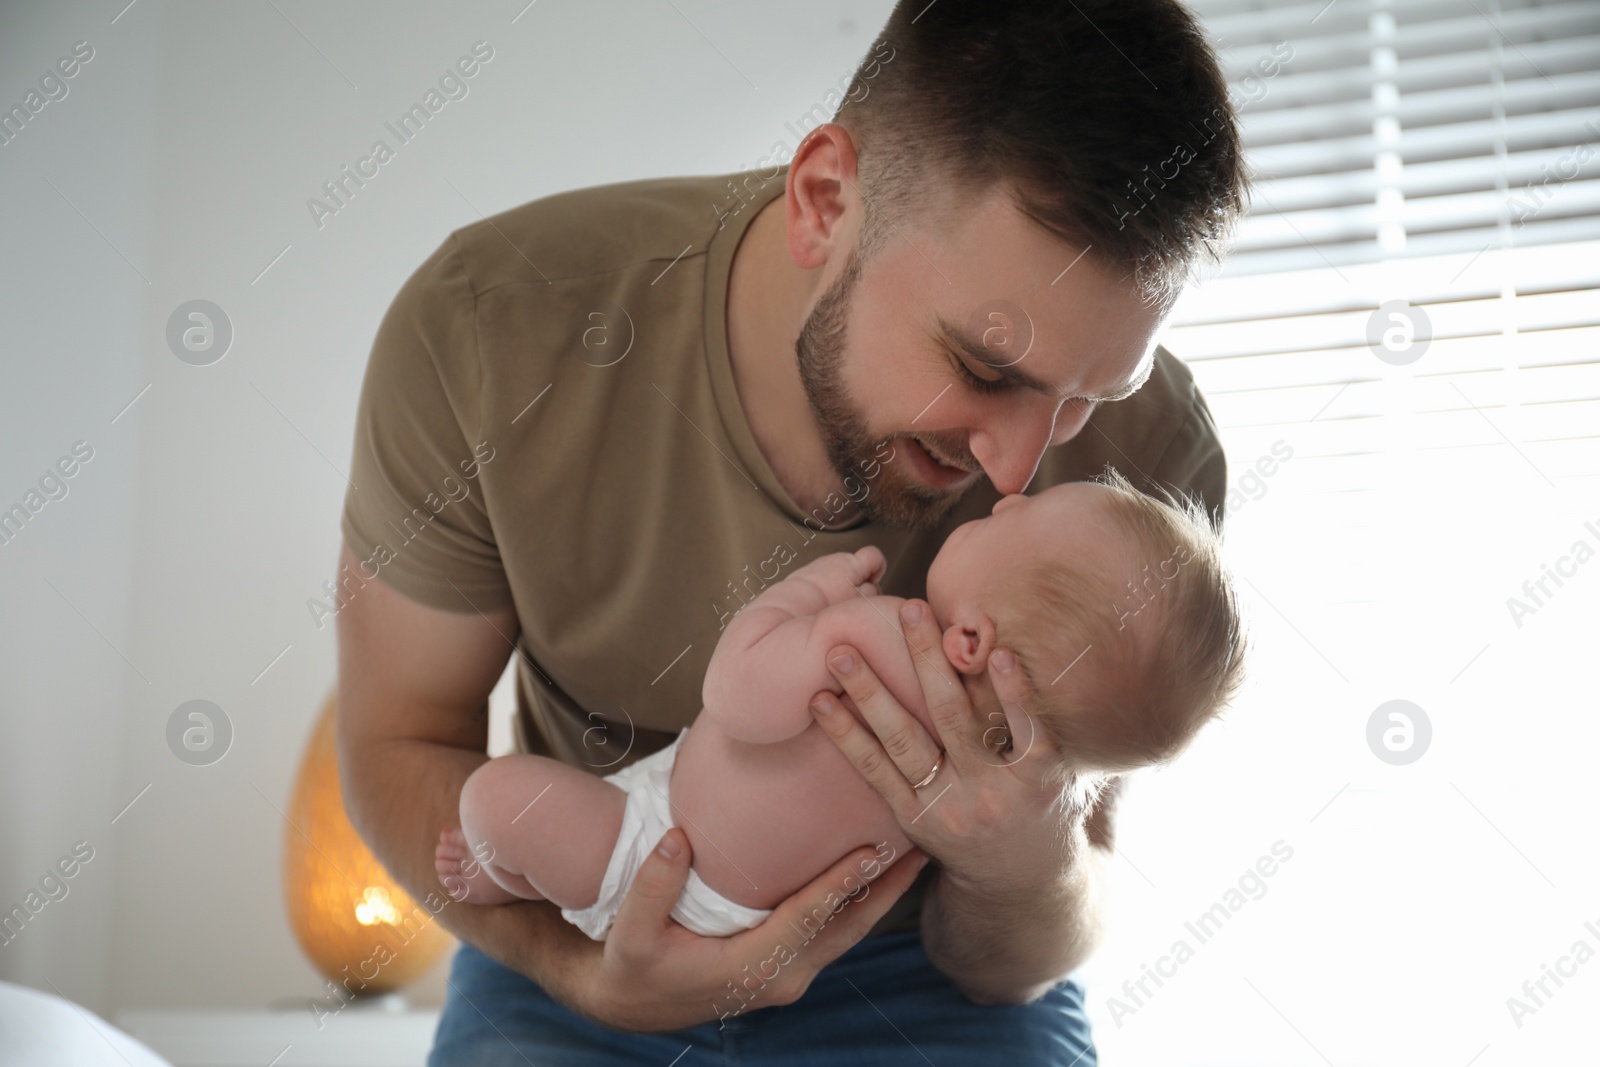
[
  {"xmin": 700, "ymin": 550, "xmax": 883, "ymax": 742},
  {"xmin": 703, "ymin": 584, "xmax": 929, "ymax": 746},
  {"xmin": 715, "ymin": 547, "xmax": 888, "ymax": 654},
  {"xmin": 700, "ymin": 549, "xmax": 881, "ymax": 744}
]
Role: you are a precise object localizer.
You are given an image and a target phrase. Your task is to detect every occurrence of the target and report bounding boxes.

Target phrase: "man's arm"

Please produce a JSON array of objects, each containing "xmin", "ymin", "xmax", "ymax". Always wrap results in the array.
[
  {"xmin": 333, "ymin": 540, "xmax": 606, "ymax": 996},
  {"xmin": 335, "ymin": 539, "xmax": 929, "ymax": 1032},
  {"xmin": 919, "ymin": 776, "xmax": 1122, "ymax": 1004}
]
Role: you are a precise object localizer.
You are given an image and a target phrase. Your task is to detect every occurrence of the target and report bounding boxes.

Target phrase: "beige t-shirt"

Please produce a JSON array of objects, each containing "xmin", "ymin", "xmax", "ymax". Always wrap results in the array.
[{"xmin": 340, "ymin": 163, "xmax": 1227, "ymax": 937}]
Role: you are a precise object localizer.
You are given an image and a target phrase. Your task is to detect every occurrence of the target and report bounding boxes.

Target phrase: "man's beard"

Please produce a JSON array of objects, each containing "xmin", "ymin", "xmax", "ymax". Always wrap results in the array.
[{"xmin": 793, "ymin": 242, "xmax": 977, "ymax": 531}]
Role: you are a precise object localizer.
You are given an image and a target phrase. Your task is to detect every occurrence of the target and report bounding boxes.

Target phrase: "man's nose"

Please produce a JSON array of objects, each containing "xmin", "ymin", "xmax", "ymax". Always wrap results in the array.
[{"xmin": 970, "ymin": 399, "xmax": 1095, "ymax": 495}]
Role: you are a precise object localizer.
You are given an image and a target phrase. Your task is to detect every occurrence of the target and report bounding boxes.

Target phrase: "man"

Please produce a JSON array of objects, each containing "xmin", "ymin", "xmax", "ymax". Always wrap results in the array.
[{"xmin": 334, "ymin": 0, "xmax": 1245, "ymax": 1062}]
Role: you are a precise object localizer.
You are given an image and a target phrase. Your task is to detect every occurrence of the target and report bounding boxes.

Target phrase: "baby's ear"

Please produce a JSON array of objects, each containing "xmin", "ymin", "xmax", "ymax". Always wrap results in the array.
[{"xmin": 941, "ymin": 617, "xmax": 996, "ymax": 675}]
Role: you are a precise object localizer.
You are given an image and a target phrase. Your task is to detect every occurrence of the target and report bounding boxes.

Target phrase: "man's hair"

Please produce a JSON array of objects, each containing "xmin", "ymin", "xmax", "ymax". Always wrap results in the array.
[
  {"xmin": 993, "ymin": 469, "xmax": 1247, "ymax": 784},
  {"xmin": 836, "ymin": 0, "xmax": 1247, "ymax": 307}
]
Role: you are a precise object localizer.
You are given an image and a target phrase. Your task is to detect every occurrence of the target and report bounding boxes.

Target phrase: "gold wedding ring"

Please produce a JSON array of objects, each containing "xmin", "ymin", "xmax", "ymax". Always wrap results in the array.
[{"xmin": 911, "ymin": 752, "xmax": 943, "ymax": 790}]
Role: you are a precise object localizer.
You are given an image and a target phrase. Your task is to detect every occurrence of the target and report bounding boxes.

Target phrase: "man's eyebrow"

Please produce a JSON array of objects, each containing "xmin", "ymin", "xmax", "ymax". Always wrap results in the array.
[{"xmin": 937, "ymin": 318, "xmax": 1150, "ymax": 403}]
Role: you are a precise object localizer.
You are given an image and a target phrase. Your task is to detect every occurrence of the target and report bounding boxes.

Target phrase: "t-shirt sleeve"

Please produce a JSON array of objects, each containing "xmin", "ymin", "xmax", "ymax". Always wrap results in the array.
[
  {"xmin": 1148, "ymin": 375, "xmax": 1229, "ymax": 531},
  {"xmin": 339, "ymin": 233, "xmax": 514, "ymax": 613}
]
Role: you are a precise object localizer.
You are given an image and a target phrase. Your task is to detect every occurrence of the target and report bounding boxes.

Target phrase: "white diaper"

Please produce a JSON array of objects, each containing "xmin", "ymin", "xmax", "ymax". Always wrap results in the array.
[{"xmin": 560, "ymin": 728, "xmax": 774, "ymax": 940}]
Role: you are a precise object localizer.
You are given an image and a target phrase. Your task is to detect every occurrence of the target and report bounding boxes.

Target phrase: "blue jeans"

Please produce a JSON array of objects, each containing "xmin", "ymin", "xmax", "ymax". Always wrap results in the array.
[{"xmin": 427, "ymin": 929, "xmax": 1096, "ymax": 1065}]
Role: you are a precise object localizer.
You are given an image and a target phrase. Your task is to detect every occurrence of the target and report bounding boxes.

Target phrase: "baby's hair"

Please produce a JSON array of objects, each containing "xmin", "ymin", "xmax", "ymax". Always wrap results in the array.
[{"xmin": 993, "ymin": 467, "xmax": 1247, "ymax": 788}]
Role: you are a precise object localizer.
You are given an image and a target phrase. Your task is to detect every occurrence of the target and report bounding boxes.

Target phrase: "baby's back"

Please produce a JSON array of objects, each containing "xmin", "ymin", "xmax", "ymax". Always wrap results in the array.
[{"xmin": 670, "ymin": 713, "xmax": 913, "ymax": 912}]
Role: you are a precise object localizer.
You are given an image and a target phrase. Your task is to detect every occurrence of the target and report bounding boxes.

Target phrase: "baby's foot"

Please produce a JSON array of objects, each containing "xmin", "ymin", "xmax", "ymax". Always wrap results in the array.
[{"xmin": 435, "ymin": 826, "xmax": 519, "ymax": 905}]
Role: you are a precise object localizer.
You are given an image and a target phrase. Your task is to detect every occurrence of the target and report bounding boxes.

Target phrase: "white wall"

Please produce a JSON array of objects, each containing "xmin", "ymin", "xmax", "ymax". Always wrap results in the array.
[
  {"xmin": 0, "ymin": 0, "xmax": 157, "ymax": 1014},
  {"xmin": 0, "ymin": 0, "xmax": 894, "ymax": 1016}
]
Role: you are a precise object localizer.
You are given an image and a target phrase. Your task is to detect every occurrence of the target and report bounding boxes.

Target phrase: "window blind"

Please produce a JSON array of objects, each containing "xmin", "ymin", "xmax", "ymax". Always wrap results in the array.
[
  {"xmin": 1163, "ymin": 0, "xmax": 1600, "ymax": 614},
  {"xmin": 1198, "ymin": 0, "xmax": 1600, "ymax": 272},
  {"xmin": 1086, "ymin": 6, "xmax": 1596, "ymax": 1059}
]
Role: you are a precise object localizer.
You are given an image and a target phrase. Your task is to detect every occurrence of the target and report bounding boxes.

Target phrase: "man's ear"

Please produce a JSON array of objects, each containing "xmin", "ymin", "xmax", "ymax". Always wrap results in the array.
[{"xmin": 941, "ymin": 616, "xmax": 996, "ymax": 675}]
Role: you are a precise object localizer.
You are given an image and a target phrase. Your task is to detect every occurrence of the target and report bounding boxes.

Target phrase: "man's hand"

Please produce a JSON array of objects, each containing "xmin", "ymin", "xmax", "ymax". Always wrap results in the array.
[
  {"xmin": 809, "ymin": 597, "xmax": 1076, "ymax": 894},
  {"xmin": 807, "ymin": 597, "xmax": 1105, "ymax": 1003},
  {"xmin": 335, "ymin": 538, "xmax": 926, "ymax": 1033},
  {"xmin": 577, "ymin": 827, "xmax": 928, "ymax": 1032}
]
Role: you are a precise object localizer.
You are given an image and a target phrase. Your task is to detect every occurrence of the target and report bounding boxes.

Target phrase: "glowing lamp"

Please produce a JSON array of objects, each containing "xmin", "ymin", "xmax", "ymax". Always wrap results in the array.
[{"xmin": 282, "ymin": 692, "xmax": 454, "ymax": 994}]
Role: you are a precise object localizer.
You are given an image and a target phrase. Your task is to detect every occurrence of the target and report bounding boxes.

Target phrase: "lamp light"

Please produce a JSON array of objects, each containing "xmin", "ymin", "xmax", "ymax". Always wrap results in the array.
[{"xmin": 282, "ymin": 692, "xmax": 454, "ymax": 995}]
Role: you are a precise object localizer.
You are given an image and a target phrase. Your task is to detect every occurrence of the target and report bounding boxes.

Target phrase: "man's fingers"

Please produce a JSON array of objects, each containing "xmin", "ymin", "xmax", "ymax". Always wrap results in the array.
[
  {"xmin": 985, "ymin": 647, "xmax": 1061, "ymax": 776},
  {"xmin": 895, "ymin": 599, "xmax": 977, "ymax": 760},
  {"xmin": 826, "ymin": 634, "xmax": 948, "ymax": 780},
  {"xmin": 810, "ymin": 688, "xmax": 921, "ymax": 812},
  {"xmin": 608, "ymin": 828, "xmax": 692, "ymax": 950},
  {"xmin": 755, "ymin": 843, "xmax": 928, "ymax": 989}
]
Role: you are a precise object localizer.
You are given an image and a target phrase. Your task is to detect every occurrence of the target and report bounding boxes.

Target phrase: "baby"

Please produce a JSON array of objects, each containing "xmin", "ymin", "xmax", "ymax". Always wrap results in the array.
[{"xmin": 435, "ymin": 469, "xmax": 1246, "ymax": 938}]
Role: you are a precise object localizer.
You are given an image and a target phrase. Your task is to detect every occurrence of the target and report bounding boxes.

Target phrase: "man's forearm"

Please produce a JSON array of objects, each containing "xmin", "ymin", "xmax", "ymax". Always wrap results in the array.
[
  {"xmin": 340, "ymin": 735, "xmax": 599, "ymax": 1006},
  {"xmin": 918, "ymin": 774, "xmax": 1126, "ymax": 1003},
  {"xmin": 919, "ymin": 825, "xmax": 1110, "ymax": 1005}
]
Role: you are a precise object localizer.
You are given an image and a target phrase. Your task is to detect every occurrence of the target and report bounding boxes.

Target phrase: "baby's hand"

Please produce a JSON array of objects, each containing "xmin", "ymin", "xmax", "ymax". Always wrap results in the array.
[{"xmin": 789, "ymin": 546, "xmax": 887, "ymax": 605}]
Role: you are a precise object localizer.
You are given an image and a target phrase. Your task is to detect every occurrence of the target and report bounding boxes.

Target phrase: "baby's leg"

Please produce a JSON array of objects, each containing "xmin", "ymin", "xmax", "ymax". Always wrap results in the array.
[
  {"xmin": 450, "ymin": 754, "xmax": 627, "ymax": 911},
  {"xmin": 435, "ymin": 825, "xmax": 522, "ymax": 905}
]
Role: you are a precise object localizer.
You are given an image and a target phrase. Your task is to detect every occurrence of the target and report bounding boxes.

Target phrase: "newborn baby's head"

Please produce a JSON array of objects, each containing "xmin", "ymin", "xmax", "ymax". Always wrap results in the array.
[{"xmin": 925, "ymin": 469, "xmax": 1246, "ymax": 779}]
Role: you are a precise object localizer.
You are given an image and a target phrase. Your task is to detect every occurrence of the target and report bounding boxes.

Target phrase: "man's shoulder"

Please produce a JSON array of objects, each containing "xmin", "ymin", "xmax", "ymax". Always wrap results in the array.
[
  {"xmin": 1131, "ymin": 343, "xmax": 1203, "ymax": 424},
  {"xmin": 1063, "ymin": 344, "xmax": 1209, "ymax": 457},
  {"xmin": 441, "ymin": 170, "xmax": 741, "ymax": 296},
  {"xmin": 371, "ymin": 168, "xmax": 749, "ymax": 382}
]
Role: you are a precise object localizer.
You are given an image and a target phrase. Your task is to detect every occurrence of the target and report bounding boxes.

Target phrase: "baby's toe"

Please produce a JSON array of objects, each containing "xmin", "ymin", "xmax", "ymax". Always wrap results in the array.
[
  {"xmin": 435, "ymin": 848, "xmax": 471, "ymax": 888},
  {"xmin": 436, "ymin": 838, "xmax": 466, "ymax": 868}
]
